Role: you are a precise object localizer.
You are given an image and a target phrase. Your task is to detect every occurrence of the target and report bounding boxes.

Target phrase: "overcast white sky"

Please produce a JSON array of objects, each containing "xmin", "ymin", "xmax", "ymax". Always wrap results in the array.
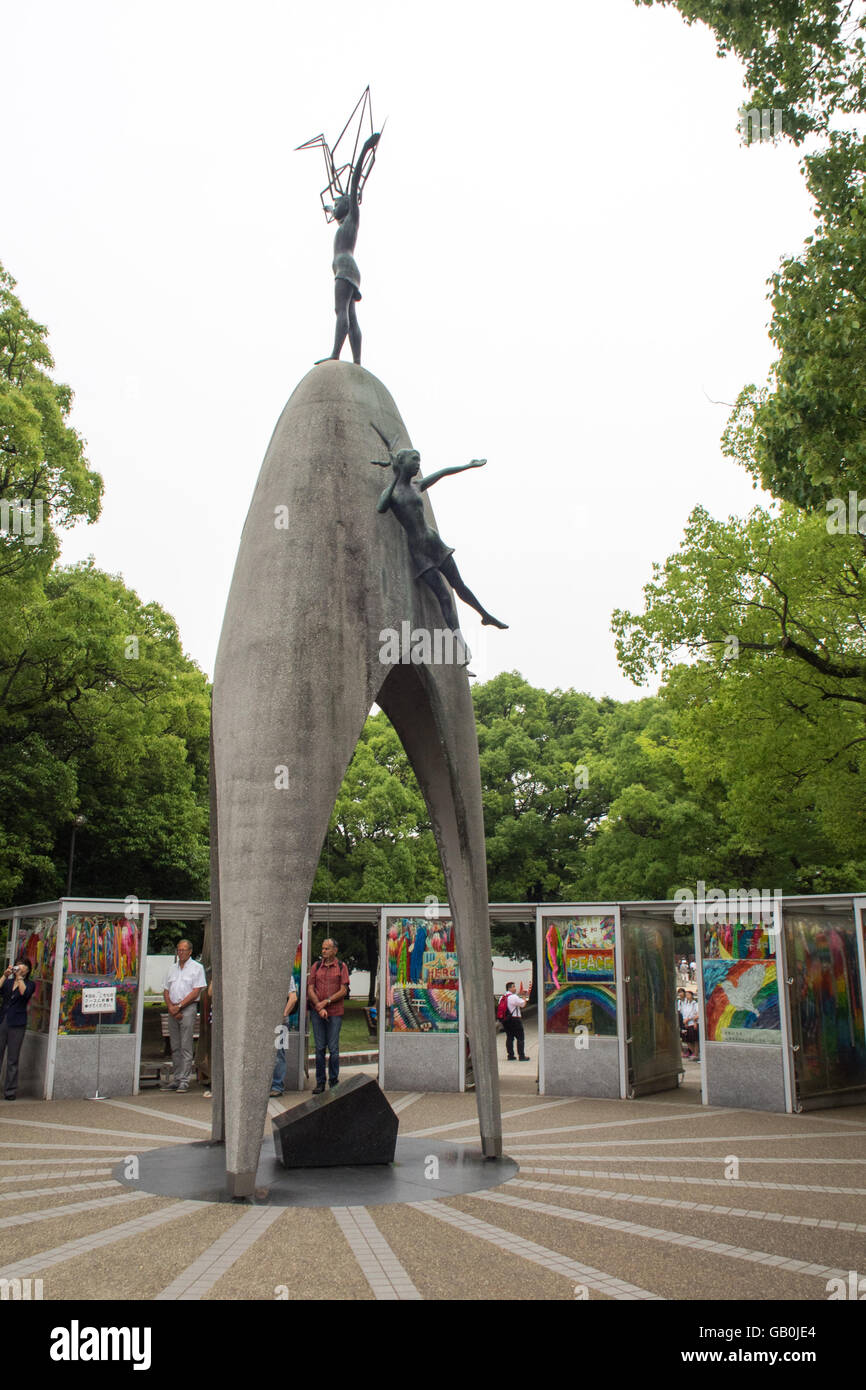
[{"xmin": 4, "ymin": 0, "xmax": 813, "ymax": 699}]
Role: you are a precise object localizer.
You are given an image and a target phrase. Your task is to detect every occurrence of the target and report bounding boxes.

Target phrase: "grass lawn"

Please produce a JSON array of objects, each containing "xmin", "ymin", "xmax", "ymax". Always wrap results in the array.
[
  {"xmin": 307, "ymin": 1000, "xmax": 376, "ymax": 1054},
  {"xmin": 142, "ymin": 998, "xmax": 377, "ymax": 1056}
]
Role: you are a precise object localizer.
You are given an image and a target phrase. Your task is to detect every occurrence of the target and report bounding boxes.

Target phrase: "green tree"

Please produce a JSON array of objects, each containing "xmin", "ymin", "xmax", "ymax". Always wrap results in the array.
[
  {"xmin": 724, "ymin": 132, "xmax": 866, "ymax": 510},
  {"xmin": 636, "ymin": 6, "xmax": 866, "ymax": 511},
  {"xmin": 0, "ymin": 561, "xmax": 211, "ymax": 904},
  {"xmin": 0, "ymin": 263, "xmax": 102, "ymax": 579},
  {"xmin": 473, "ymin": 672, "xmax": 612, "ymax": 902},
  {"xmin": 635, "ymin": 1, "xmax": 866, "ymax": 142},
  {"xmin": 569, "ymin": 699, "xmax": 733, "ymax": 901},
  {"xmin": 613, "ymin": 504, "xmax": 866, "ymax": 890},
  {"xmin": 313, "ymin": 710, "xmax": 443, "ymax": 904},
  {"xmin": 623, "ymin": 1, "xmax": 866, "ymax": 894},
  {"xmin": 0, "ymin": 264, "xmax": 210, "ymax": 907}
]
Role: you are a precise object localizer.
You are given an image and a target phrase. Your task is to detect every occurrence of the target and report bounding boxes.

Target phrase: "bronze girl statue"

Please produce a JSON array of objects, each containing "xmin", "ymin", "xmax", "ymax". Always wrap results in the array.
[
  {"xmin": 371, "ymin": 424, "xmax": 508, "ymax": 635},
  {"xmin": 322, "ymin": 131, "xmax": 380, "ymax": 364}
]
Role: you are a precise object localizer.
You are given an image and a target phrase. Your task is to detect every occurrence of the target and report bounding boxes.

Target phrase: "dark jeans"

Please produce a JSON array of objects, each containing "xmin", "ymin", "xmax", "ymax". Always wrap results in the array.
[
  {"xmin": 310, "ymin": 1012, "xmax": 342, "ymax": 1086},
  {"xmin": 0, "ymin": 1019, "xmax": 26, "ymax": 1098},
  {"xmin": 503, "ymin": 1015, "xmax": 527, "ymax": 1060}
]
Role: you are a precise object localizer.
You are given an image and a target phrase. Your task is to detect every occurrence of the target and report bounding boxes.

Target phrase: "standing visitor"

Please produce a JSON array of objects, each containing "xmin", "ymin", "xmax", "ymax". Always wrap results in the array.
[
  {"xmin": 0, "ymin": 959, "xmax": 35, "ymax": 1100},
  {"xmin": 501, "ymin": 981, "xmax": 531, "ymax": 1062},
  {"xmin": 163, "ymin": 940, "xmax": 206, "ymax": 1093},
  {"xmin": 270, "ymin": 976, "xmax": 299, "ymax": 1097},
  {"xmin": 307, "ymin": 938, "xmax": 349, "ymax": 1095}
]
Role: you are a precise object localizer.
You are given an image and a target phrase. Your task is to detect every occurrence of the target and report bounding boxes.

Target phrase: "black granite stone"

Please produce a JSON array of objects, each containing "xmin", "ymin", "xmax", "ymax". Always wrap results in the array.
[{"xmin": 272, "ymin": 1073, "xmax": 398, "ymax": 1168}]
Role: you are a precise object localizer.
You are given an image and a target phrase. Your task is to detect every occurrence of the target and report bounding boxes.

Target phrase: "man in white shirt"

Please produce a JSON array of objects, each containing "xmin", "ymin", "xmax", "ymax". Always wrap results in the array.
[
  {"xmin": 502, "ymin": 980, "xmax": 530, "ymax": 1062},
  {"xmin": 163, "ymin": 940, "xmax": 206, "ymax": 1092}
]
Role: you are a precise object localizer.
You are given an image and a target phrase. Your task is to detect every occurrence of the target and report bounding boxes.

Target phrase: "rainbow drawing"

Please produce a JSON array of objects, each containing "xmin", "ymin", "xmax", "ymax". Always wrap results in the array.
[
  {"xmin": 543, "ymin": 916, "xmax": 617, "ymax": 1037},
  {"xmin": 703, "ymin": 959, "xmax": 780, "ymax": 1041}
]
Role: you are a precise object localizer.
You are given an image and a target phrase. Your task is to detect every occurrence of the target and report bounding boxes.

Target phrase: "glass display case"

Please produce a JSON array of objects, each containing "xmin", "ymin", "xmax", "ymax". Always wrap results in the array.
[
  {"xmin": 537, "ymin": 907, "xmax": 624, "ymax": 1098},
  {"xmin": 17, "ymin": 913, "xmax": 59, "ymax": 1035},
  {"xmin": 379, "ymin": 908, "xmax": 464, "ymax": 1092},
  {"xmin": 785, "ymin": 909, "xmax": 866, "ymax": 1104},
  {"xmin": 58, "ymin": 912, "xmax": 142, "ymax": 1034},
  {"xmin": 621, "ymin": 910, "xmax": 681, "ymax": 1096}
]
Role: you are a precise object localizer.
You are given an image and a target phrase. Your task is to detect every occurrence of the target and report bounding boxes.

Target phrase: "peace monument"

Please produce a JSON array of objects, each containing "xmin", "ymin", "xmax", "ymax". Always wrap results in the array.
[{"xmin": 210, "ymin": 93, "xmax": 506, "ymax": 1196}]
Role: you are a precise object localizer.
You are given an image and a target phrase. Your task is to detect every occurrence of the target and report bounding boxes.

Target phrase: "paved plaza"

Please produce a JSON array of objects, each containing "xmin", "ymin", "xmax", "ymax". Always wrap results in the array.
[{"xmin": 1, "ymin": 1035, "xmax": 864, "ymax": 1305}]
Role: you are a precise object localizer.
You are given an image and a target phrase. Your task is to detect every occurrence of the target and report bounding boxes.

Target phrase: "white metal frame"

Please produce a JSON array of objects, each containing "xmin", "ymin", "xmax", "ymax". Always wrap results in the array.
[
  {"xmin": 853, "ymin": 900, "xmax": 866, "ymax": 1075},
  {"xmin": 295, "ymin": 909, "xmax": 310, "ymax": 1091},
  {"xmin": 773, "ymin": 896, "xmax": 796, "ymax": 1113},
  {"xmin": 689, "ymin": 904, "xmax": 708, "ymax": 1103},
  {"xmin": 11, "ymin": 902, "xmax": 64, "ymax": 1099}
]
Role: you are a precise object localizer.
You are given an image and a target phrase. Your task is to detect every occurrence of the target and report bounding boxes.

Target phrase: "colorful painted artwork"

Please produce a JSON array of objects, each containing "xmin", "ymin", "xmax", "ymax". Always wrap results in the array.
[
  {"xmin": 64, "ymin": 914, "xmax": 140, "ymax": 979},
  {"xmin": 57, "ymin": 914, "xmax": 142, "ymax": 1034},
  {"xmin": 703, "ymin": 959, "xmax": 780, "ymax": 1042},
  {"xmin": 703, "ymin": 922, "xmax": 774, "ymax": 961},
  {"xmin": 58, "ymin": 976, "xmax": 139, "ymax": 1034},
  {"xmin": 285, "ymin": 940, "xmax": 303, "ymax": 1032},
  {"xmin": 785, "ymin": 914, "xmax": 866, "ymax": 1099},
  {"xmin": 19, "ymin": 915, "xmax": 58, "ymax": 1034},
  {"xmin": 385, "ymin": 916, "xmax": 459, "ymax": 1033},
  {"xmin": 622, "ymin": 915, "xmax": 680, "ymax": 1085},
  {"xmin": 543, "ymin": 916, "xmax": 617, "ymax": 1036}
]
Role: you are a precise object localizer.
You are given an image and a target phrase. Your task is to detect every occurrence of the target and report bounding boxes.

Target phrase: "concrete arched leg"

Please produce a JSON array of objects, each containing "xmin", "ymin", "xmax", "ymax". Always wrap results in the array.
[
  {"xmin": 379, "ymin": 663, "xmax": 502, "ymax": 1156},
  {"xmin": 212, "ymin": 361, "xmax": 503, "ymax": 1196}
]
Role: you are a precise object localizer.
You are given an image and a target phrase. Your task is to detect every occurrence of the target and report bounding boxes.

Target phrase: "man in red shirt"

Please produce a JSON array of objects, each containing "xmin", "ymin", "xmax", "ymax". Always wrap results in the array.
[{"xmin": 307, "ymin": 938, "xmax": 350, "ymax": 1094}]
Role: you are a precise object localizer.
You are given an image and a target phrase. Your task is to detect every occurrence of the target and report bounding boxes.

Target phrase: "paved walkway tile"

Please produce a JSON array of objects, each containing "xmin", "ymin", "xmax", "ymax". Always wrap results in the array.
[{"xmin": 0, "ymin": 1088, "xmax": 862, "ymax": 1302}]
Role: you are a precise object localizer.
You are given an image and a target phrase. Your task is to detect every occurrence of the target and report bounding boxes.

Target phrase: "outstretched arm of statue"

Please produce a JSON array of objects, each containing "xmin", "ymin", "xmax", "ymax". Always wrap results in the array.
[
  {"xmin": 418, "ymin": 460, "xmax": 486, "ymax": 492},
  {"xmin": 349, "ymin": 131, "xmax": 381, "ymax": 207}
]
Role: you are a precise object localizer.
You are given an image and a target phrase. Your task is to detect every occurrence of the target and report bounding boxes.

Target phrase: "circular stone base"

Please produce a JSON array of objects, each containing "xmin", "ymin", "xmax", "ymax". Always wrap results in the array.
[{"xmin": 115, "ymin": 1137, "xmax": 518, "ymax": 1207}]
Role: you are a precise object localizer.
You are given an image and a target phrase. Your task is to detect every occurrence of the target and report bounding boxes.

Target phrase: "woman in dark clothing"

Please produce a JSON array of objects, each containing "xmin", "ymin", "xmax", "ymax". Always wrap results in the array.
[{"xmin": 0, "ymin": 958, "xmax": 35, "ymax": 1100}]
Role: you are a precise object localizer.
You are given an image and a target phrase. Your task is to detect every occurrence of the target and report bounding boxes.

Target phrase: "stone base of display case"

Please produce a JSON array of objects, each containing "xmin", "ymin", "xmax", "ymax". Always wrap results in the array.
[
  {"xmin": 52, "ymin": 1033, "xmax": 139, "ymax": 1099},
  {"xmin": 380, "ymin": 1030, "xmax": 461, "ymax": 1092}
]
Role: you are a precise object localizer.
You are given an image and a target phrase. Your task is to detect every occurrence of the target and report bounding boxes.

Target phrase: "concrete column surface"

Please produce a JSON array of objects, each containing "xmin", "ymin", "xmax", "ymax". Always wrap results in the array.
[{"xmin": 212, "ymin": 362, "xmax": 502, "ymax": 1195}]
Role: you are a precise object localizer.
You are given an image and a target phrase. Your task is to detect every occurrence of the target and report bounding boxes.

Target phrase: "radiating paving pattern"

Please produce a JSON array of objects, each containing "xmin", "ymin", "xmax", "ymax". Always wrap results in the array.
[
  {"xmin": 0, "ymin": 1084, "xmax": 862, "ymax": 1300},
  {"xmin": 155, "ymin": 1206, "xmax": 284, "ymax": 1300},
  {"xmin": 409, "ymin": 1198, "xmax": 662, "ymax": 1299},
  {"xmin": 331, "ymin": 1206, "xmax": 422, "ymax": 1299}
]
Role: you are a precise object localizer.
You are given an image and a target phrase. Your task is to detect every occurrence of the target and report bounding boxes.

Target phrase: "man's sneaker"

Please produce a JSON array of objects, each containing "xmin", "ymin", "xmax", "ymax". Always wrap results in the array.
[
  {"xmin": 269, "ymin": 1089, "xmax": 282, "ymax": 1097},
  {"xmin": 519, "ymin": 1057, "xmax": 532, "ymax": 1062},
  {"xmin": 313, "ymin": 1084, "xmax": 325, "ymax": 1095},
  {"xmin": 329, "ymin": 1080, "xmax": 339, "ymax": 1089},
  {"xmin": 169, "ymin": 1082, "xmax": 179, "ymax": 1090},
  {"xmin": 177, "ymin": 1083, "xmax": 189, "ymax": 1093}
]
